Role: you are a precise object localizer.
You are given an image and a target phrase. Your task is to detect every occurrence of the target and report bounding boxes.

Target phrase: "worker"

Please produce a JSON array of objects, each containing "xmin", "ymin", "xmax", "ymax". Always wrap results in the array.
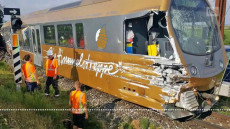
[
  {"xmin": 22, "ymin": 54, "xmax": 40, "ymax": 92},
  {"xmin": 45, "ymin": 50, "xmax": 60, "ymax": 97},
  {"xmin": 79, "ymin": 36, "xmax": 85, "ymax": 48},
  {"xmin": 60, "ymin": 36, "xmax": 67, "ymax": 46},
  {"xmin": 68, "ymin": 37, "xmax": 74, "ymax": 47},
  {"xmin": 69, "ymin": 81, "xmax": 88, "ymax": 129},
  {"xmin": 126, "ymin": 22, "xmax": 134, "ymax": 54}
]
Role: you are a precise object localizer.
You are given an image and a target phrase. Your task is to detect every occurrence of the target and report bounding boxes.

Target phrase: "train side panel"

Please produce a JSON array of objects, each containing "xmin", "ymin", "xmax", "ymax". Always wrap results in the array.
[{"xmin": 42, "ymin": 44, "xmax": 167, "ymax": 109}]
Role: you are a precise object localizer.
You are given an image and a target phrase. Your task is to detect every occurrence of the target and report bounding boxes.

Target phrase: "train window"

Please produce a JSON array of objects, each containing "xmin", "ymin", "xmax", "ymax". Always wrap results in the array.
[
  {"xmin": 57, "ymin": 24, "xmax": 73, "ymax": 47},
  {"xmin": 21, "ymin": 27, "xmax": 32, "ymax": 51},
  {"xmin": 36, "ymin": 29, "xmax": 41, "ymax": 54},
  {"xmin": 43, "ymin": 25, "xmax": 56, "ymax": 44},
  {"xmin": 32, "ymin": 29, "xmax": 36, "ymax": 47},
  {"xmin": 125, "ymin": 12, "xmax": 172, "ymax": 58},
  {"xmin": 75, "ymin": 23, "xmax": 85, "ymax": 49}
]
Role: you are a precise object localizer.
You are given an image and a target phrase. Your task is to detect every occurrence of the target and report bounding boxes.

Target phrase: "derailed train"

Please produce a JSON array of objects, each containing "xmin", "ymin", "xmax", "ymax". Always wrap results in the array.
[{"xmin": 1, "ymin": 0, "xmax": 229, "ymax": 119}]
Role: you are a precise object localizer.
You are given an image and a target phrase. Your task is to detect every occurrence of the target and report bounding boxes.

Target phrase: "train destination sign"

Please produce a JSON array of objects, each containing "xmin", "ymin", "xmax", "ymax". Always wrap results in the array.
[{"xmin": 3, "ymin": 8, "xmax": 20, "ymax": 15}]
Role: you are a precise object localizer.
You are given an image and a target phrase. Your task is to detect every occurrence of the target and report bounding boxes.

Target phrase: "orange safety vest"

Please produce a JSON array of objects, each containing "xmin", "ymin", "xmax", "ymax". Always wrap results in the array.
[
  {"xmin": 46, "ymin": 59, "xmax": 58, "ymax": 77},
  {"xmin": 69, "ymin": 90, "xmax": 87, "ymax": 114},
  {"xmin": 22, "ymin": 62, "xmax": 36, "ymax": 82}
]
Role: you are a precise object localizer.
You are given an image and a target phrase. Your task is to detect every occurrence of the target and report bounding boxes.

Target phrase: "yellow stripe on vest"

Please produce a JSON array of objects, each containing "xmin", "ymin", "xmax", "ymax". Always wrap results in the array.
[{"xmin": 126, "ymin": 43, "xmax": 132, "ymax": 47}]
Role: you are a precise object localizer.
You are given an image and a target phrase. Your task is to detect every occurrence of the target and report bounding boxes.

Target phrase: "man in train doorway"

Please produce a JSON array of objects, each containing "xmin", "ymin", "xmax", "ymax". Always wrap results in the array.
[
  {"xmin": 45, "ymin": 50, "xmax": 60, "ymax": 97},
  {"xmin": 126, "ymin": 22, "xmax": 135, "ymax": 54}
]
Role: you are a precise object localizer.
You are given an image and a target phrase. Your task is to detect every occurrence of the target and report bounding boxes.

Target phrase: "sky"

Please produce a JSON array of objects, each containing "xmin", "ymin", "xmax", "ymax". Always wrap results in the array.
[{"xmin": 0, "ymin": 0, "xmax": 230, "ymax": 25}]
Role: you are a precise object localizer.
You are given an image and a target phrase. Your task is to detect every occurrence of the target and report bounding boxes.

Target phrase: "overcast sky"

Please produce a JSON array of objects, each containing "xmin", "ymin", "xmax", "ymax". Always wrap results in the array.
[{"xmin": 0, "ymin": 0, "xmax": 230, "ymax": 25}]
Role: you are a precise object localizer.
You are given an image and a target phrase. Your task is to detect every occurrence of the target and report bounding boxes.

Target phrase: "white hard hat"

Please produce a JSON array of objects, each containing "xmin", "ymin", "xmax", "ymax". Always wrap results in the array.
[
  {"xmin": 128, "ymin": 23, "xmax": 132, "ymax": 28},
  {"xmin": 47, "ymin": 50, "xmax": 53, "ymax": 56}
]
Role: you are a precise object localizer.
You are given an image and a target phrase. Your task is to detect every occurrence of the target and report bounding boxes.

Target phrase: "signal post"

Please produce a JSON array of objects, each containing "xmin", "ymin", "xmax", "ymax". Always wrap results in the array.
[{"xmin": 3, "ymin": 8, "xmax": 22, "ymax": 91}]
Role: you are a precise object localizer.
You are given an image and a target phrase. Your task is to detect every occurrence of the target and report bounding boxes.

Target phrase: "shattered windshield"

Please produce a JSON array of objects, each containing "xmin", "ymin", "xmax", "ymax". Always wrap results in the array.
[{"xmin": 170, "ymin": 0, "xmax": 221, "ymax": 55}]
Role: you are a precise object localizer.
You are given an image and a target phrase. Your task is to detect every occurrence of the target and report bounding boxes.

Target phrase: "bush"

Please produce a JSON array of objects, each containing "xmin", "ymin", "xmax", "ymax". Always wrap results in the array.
[
  {"xmin": 224, "ymin": 29, "xmax": 230, "ymax": 45},
  {"xmin": 140, "ymin": 118, "xmax": 149, "ymax": 129},
  {"xmin": 149, "ymin": 123, "xmax": 156, "ymax": 129}
]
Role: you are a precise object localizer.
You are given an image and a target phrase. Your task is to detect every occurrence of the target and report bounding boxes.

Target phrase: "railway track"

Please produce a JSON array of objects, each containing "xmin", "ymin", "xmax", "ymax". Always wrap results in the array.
[
  {"xmin": 202, "ymin": 112, "xmax": 230, "ymax": 128},
  {"xmin": 192, "ymin": 119, "xmax": 224, "ymax": 129},
  {"xmin": 185, "ymin": 112, "xmax": 230, "ymax": 129}
]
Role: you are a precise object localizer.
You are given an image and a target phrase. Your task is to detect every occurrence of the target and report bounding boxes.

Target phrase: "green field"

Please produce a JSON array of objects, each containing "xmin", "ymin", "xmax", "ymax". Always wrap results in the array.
[{"xmin": 224, "ymin": 28, "xmax": 230, "ymax": 45}]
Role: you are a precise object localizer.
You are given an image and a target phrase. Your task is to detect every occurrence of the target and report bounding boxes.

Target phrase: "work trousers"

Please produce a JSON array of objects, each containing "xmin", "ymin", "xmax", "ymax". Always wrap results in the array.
[
  {"xmin": 45, "ymin": 76, "xmax": 59, "ymax": 95},
  {"xmin": 25, "ymin": 82, "xmax": 38, "ymax": 92}
]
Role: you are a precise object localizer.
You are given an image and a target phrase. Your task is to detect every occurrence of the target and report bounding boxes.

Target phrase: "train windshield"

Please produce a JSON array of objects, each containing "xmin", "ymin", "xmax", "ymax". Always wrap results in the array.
[{"xmin": 170, "ymin": 0, "xmax": 221, "ymax": 55}]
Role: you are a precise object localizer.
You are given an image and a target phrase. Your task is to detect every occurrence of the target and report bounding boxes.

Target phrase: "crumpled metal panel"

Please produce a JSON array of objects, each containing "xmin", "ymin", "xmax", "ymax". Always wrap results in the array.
[{"xmin": 176, "ymin": 91, "xmax": 199, "ymax": 111}]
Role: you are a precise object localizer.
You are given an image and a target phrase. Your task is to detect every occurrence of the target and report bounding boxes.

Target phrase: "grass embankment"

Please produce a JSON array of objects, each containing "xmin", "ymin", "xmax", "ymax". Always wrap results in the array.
[
  {"xmin": 0, "ymin": 61, "xmax": 103, "ymax": 129},
  {"xmin": 213, "ymin": 28, "xmax": 230, "ymax": 115},
  {"xmin": 224, "ymin": 28, "xmax": 230, "ymax": 45}
]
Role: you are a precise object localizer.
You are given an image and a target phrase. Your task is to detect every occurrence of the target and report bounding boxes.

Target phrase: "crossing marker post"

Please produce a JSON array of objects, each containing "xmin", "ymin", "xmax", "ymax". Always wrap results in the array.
[{"xmin": 11, "ymin": 34, "xmax": 22, "ymax": 91}]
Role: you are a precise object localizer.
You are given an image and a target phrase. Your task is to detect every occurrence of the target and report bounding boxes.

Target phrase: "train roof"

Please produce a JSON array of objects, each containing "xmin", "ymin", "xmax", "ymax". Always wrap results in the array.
[
  {"xmin": 48, "ymin": 0, "xmax": 109, "ymax": 12},
  {"xmin": 1, "ymin": 21, "xmax": 10, "ymax": 28},
  {"xmin": 19, "ymin": 0, "xmax": 170, "ymax": 25}
]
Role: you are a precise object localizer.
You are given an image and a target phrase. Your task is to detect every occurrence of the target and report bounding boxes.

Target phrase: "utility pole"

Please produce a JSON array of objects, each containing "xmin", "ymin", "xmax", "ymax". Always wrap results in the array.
[{"xmin": 215, "ymin": 0, "xmax": 227, "ymax": 38}]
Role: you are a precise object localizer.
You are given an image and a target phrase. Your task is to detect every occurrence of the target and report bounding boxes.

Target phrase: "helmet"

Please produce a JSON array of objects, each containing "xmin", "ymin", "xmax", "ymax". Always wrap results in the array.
[
  {"xmin": 128, "ymin": 23, "xmax": 132, "ymax": 28},
  {"xmin": 47, "ymin": 50, "xmax": 53, "ymax": 56}
]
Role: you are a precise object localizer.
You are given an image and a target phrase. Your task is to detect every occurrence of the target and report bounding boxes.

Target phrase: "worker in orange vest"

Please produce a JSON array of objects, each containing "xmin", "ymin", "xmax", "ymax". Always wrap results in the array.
[
  {"xmin": 45, "ymin": 50, "xmax": 60, "ymax": 97},
  {"xmin": 22, "ymin": 54, "xmax": 40, "ymax": 92},
  {"xmin": 69, "ymin": 81, "xmax": 88, "ymax": 129}
]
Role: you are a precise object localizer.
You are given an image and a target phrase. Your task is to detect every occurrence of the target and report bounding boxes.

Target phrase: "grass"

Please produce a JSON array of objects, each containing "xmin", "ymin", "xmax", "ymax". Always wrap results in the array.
[
  {"xmin": 215, "ymin": 28, "xmax": 230, "ymax": 115},
  {"xmin": 0, "ymin": 61, "xmax": 13, "ymax": 85},
  {"xmin": 0, "ymin": 61, "xmax": 104, "ymax": 129},
  {"xmin": 118, "ymin": 117, "xmax": 160, "ymax": 129},
  {"xmin": 214, "ymin": 96, "xmax": 230, "ymax": 116},
  {"xmin": 140, "ymin": 118, "xmax": 149, "ymax": 129},
  {"xmin": 224, "ymin": 29, "xmax": 230, "ymax": 45}
]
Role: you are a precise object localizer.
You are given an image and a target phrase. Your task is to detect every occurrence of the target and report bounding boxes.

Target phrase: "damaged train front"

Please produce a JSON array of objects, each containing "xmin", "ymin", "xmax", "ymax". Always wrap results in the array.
[{"xmin": 161, "ymin": 0, "xmax": 229, "ymax": 119}]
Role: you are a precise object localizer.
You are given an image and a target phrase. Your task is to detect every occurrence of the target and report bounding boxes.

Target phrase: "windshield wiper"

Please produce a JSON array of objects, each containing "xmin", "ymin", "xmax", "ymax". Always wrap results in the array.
[{"xmin": 205, "ymin": 12, "xmax": 216, "ymax": 66}]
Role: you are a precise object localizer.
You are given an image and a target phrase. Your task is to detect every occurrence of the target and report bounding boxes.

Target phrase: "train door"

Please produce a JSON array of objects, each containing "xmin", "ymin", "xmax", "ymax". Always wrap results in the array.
[{"xmin": 31, "ymin": 26, "xmax": 42, "ymax": 66}]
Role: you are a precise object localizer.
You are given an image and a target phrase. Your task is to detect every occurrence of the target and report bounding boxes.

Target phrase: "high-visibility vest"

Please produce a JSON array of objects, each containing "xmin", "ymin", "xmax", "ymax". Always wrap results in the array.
[
  {"xmin": 70, "ymin": 90, "xmax": 86, "ymax": 114},
  {"xmin": 22, "ymin": 62, "xmax": 36, "ymax": 82},
  {"xmin": 46, "ymin": 59, "xmax": 58, "ymax": 77}
]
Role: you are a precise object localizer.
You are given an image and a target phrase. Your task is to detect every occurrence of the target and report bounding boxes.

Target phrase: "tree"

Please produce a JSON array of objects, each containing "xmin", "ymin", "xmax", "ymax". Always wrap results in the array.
[
  {"xmin": 0, "ymin": 9, "xmax": 3, "ymax": 28},
  {"xmin": 0, "ymin": 5, "xmax": 5, "ymax": 50},
  {"xmin": 0, "ymin": 3, "xmax": 4, "ymax": 28}
]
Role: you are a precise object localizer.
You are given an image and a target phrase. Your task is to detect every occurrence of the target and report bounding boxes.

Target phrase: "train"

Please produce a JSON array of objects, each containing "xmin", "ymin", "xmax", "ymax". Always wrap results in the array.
[{"xmin": 1, "ymin": 0, "xmax": 229, "ymax": 119}]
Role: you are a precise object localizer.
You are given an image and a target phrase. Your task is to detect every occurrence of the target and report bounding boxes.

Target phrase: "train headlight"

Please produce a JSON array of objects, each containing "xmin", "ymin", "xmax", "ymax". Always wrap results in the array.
[
  {"xmin": 219, "ymin": 60, "xmax": 224, "ymax": 69},
  {"xmin": 215, "ymin": 96, "xmax": 219, "ymax": 101},
  {"xmin": 190, "ymin": 66, "xmax": 198, "ymax": 75}
]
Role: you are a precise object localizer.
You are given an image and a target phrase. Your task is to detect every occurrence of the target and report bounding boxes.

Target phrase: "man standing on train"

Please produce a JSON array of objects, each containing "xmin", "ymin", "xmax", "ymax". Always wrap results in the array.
[
  {"xmin": 45, "ymin": 50, "xmax": 60, "ymax": 97},
  {"xmin": 22, "ymin": 54, "xmax": 40, "ymax": 92}
]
